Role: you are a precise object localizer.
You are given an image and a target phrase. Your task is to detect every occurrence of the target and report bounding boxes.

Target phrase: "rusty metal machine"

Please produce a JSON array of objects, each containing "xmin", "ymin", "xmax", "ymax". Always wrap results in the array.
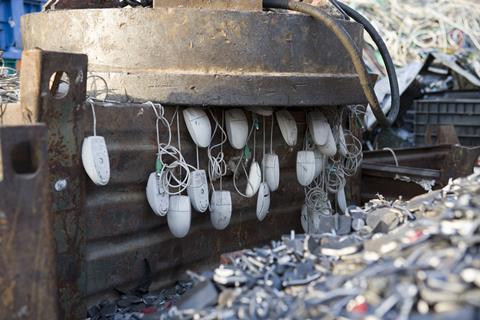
[{"xmin": 18, "ymin": 1, "xmax": 401, "ymax": 318}]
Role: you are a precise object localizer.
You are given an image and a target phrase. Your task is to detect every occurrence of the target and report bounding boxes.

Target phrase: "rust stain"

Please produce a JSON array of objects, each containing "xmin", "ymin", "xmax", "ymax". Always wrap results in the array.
[{"xmin": 1, "ymin": 280, "xmax": 15, "ymax": 309}]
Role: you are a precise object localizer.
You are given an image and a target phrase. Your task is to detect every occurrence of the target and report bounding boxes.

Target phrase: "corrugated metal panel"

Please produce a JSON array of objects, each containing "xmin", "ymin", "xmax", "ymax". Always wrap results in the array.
[
  {"xmin": 83, "ymin": 104, "xmax": 306, "ymax": 305},
  {"xmin": 25, "ymin": 51, "xmax": 360, "ymax": 318}
]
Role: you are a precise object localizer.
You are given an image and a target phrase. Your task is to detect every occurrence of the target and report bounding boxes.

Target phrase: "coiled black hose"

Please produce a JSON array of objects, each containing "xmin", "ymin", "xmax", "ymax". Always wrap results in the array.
[
  {"xmin": 332, "ymin": 0, "xmax": 400, "ymax": 127},
  {"xmin": 263, "ymin": 0, "xmax": 400, "ymax": 127}
]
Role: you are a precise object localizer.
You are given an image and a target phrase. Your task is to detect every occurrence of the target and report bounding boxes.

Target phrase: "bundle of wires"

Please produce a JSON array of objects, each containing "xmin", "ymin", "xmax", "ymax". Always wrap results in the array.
[
  {"xmin": 0, "ymin": 59, "xmax": 20, "ymax": 124},
  {"xmin": 145, "ymin": 102, "xmax": 195, "ymax": 195},
  {"xmin": 341, "ymin": 0, "xmax": 480, "ymax": 67}
]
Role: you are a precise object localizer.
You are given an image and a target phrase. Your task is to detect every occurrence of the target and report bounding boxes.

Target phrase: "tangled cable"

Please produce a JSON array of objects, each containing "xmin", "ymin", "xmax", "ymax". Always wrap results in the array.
[
  {"xmin": 344, "ymin": 0, "xmax": 480, "ymax": 66},
  {"xmin": 305, "ymin": 175, "xmax": 330, "ymax": 213},
  {"xmin": 302, "ymin": 107, "xmax": 363, "ymax": 213},
  {"xmin": 232, "ymin": 118, "xmax": 257, "ymax": 198},
  {"xmin": 208, "ymin": 110, "xmax": 228, "ymax": 191},
  {"xmin": 0, "ymin": 59, "xmax": 20, "ymax": 124},
  {"xmin": 145, "ymin": 102, "xmax": 195, "ymax": 195}
]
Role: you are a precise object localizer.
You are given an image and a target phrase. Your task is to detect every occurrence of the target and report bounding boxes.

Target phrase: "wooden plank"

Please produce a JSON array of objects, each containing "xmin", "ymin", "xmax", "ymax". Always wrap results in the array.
[{"xmin": 20, "ymin": 49, "xmax": 43, "ymax": 123}]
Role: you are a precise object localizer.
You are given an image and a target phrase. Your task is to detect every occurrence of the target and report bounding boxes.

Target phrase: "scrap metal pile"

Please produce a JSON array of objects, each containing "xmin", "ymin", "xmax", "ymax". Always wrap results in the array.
[
  {"xmin": 0, "ymin": 63, "xmax": 20, "ymax": 124},
  {"xmin": 172, "ymin": 173, "xmax": 479, "ymax": 319},
  {"xmin": 87, "ymin": 172, "xmax": 480, "ymax": 319}
]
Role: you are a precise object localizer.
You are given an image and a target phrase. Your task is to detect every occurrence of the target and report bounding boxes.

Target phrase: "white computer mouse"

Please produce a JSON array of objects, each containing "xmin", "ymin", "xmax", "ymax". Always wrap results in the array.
[
  {"xmin": 245, "ymin": 160, "xmax": 262, "ymax": 197},
  {"xmin": 317, "ymin": 129, "xmax": 337, "ymax": 157},
  {"xmin": 262, "ymin": 153, "xmax": 280, "ymax": 192},
  {"xmin": 296, "ymin": 151, "xmax": 316, "ymax": 186},
  {"xmin": 301, "ymin": 204, "xmax": 308, "ymax": 233},
  {"xmin": 187, "ymin": 170, "xmax": 209, "ymax": 213},
  {"xmin": 82, "ymin": 136, "xmax": 110, "ymax": 186},
  {"xmin": 146, "ymin": 172, "xmax": 169, "ymax": 217},
  {"xmin": 245, "ymin": 106, "xmax": 274, "ymax": 117},
  {"xmin": 256, "ymin": 182, "xmax": 271, "ymax": 221},
  {"xmin": 275, "ymin": 110, "xmax": 297, "ymax": 147},
  {"xmin": 183, "ymin": 108, "xmax": 212, "ymax": 148},
  {"xmin": 308, "ymin": 111, "xmax": 332, "ymax": 146},
  {"xmin": 314, "ymin": 150, "xmax": 324, "ymax": 178},
  {"xmin": 167, "ymin": 195, "xmax": 191, "ymax": 238},
  {"xmin": 337, "ymin": 186, "xmax": 347, "ymax": 214},
  {"xmin": 225, "ymin": 109, "xmax": 249, "ymax": 150},
  {"xmin": 210, "ymin": 190, "xmax": 232, "ymax": 230}
]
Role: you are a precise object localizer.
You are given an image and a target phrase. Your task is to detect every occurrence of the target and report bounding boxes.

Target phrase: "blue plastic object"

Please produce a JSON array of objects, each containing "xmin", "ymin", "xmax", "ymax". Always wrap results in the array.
[{"xmin": 0, "ymin": 0, "xmax": 47, "ymax": 60}]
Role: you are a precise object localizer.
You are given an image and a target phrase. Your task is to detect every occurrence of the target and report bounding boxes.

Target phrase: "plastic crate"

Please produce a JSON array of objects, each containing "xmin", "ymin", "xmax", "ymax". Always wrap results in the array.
[
  {"xmin": 414, "ymin": 91, "xmax": 480, "ymax": 147},
  {"xmin": 0, "ymin": 0, "xmax": 46, "ymax": 60}
]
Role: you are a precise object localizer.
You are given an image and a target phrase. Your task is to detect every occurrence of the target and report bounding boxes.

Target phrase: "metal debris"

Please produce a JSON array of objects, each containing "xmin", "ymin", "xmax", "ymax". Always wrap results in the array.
[{"xmin": 157, "ymin": 173, "xmax": 480, "ymax": 319}]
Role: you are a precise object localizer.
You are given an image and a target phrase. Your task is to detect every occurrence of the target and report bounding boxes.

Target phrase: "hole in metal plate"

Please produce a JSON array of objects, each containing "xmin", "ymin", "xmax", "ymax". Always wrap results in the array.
[
  {"xmin": 49, "ymin": 71, "xmax": 71, "ymax": 99},
  {"xmin": 10, "ymin": 141, "xmax": 39, "ymax": 175}
]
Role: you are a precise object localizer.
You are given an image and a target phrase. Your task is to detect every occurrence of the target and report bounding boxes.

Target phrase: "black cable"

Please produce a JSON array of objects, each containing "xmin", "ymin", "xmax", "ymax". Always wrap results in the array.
[
  {"xmin": 332, "ymin": 0, "xmax": 400, "ymax": 127},
  {"xmin": 263, "ymin": 0, "xmax": 399, "ymax": 127},
  {"xmin": 328, "ymin": 0, "xmax": 350, "ymax": 20}
]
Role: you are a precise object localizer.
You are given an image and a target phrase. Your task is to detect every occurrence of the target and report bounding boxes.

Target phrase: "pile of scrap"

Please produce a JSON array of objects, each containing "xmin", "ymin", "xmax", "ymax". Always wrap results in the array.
[
  {"xmin": 169, "ymin": 173, "xmax": 478, "ymax": 319},
  {"xmin": 348, "ymin": 0, "xmax": 480, "ymax": 68}
]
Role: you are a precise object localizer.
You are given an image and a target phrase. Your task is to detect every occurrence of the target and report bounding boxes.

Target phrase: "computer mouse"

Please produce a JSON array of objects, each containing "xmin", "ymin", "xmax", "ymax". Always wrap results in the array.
[
  {"xmin": 225, "ymin": 109, "xmax": 249, "ymax": 150},
  {"xmin": 245, "ymin": 160, "xmax": 262, "ymax": 197},
  {"xmin": 187, "ymin": 170, "xmax": 209, "ymax": 213},
  {"xmin": 262, "ymin": 153, "xmax": 280, "ymax": 192},
  {"xmin": 183, "ymin": 107, "xmax": 212, "ymax": 148},
  {"xmin": 256, "ymin": 182, "xmax": 271, "ymax": 221},
  {"xmin": 167, "ymin": 195, "xmax": 191, "ymax": 238},
  {"xmin": 317, "ymin": 129, "xmax": 337, "ymax": 157},
  {"xmin": 82, "ymin": 135, "xmax": 110, "ymax": 186},
  {"xmin": 296, "ymin": 151, "xmax": 316, "ymax": 186},
  {"xmin": 275, "ymin": 110, "xmax": 297, "ymax": 147},
  {"xmin": 210, "ymin": 190, "xmax": 232, "ymax": 230},
  {"xmin": 146, "ymin": 172, "xmax": 169, "ymax": 217},
  {"xmin": 308, "ymin": 111, "xmax": 332, "ymax": 146}
]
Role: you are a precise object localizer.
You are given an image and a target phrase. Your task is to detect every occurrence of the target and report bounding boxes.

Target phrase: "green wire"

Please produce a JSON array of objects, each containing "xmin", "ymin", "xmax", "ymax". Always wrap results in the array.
[
  {"xmin": 155, "ymin": 157, "xmax": 163, "ymax": 174},
  {"xmin": 243, "ymin": 145, "xmax": 252, "ymax": 161}
]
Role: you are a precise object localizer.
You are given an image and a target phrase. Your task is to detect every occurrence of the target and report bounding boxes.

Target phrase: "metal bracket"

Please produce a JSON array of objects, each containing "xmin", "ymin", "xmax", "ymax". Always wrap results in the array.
[
  {"xmin": 20, "ymin": 49, "xmax": 88, "ymax": 320},
  {"xmin": 0, "ymin": 124, "xmax": 58, "ymax": 319}
]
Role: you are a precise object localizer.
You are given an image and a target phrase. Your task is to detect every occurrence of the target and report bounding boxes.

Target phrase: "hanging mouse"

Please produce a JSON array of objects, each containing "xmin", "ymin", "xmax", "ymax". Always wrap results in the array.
[
  {"xmin": 245, "ymin": 117, "xmax": 261, "ymax": 198},
  {"xmin": 208, "ymin": 110, "xmax": 233, "ymax": 230},
  {"xmin": 257, "ymin": 116, "xmax": 271, "ymax": 221},
  {"xmin": 276, "ymin": 110, "xmax": 298, "ymax": 147},
  {"xmin": 183, "ymin": 107, "xmax": 212, "ymax": 148},
  {"xmin": 167, "ymin": 109, "xmax": 192, "ymax": 238},
  {"xmin": 145, "ymin": 102, "xmax": 170, "ymax": 217},
  {"xmin": 82, "ymin": 100, "xmax": 111, "ymax": 186},
  {"xmin": 262, "ymin": 114, "xmax": 280, "ymax": 192},
  {"xmin": 225, "ymin": 109, "xmax": 249, "ymax": 150}
]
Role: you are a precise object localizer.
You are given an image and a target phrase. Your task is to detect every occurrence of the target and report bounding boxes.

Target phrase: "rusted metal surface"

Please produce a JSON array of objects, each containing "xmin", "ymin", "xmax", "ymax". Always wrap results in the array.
[
  {"xmin": 0, "ymin": 124, "xmax": 58, "ymax": 319},
  {"xmin": 22, "ymin": 8, "xmax": 368, "ymax": 106},
  {"xmin": 21, "ymin": 49, "xmax": 88, "ymax": 319},
  {"xmin": 83, "ymin": 104, "xmax": 306, "ymax": 306},
  {"xmin": 361, "ymin": 145, "xmax": 480, "ymax": 202}
]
